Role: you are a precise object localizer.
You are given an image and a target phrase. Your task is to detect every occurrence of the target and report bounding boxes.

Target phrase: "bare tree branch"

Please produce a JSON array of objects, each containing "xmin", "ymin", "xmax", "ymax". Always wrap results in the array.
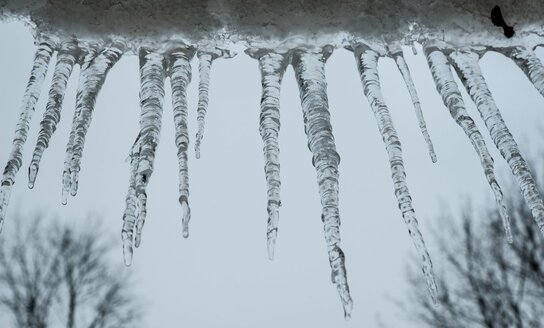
[{"xmin": 0, "ymin": 214, "xmax": 143, "ymax": 328}]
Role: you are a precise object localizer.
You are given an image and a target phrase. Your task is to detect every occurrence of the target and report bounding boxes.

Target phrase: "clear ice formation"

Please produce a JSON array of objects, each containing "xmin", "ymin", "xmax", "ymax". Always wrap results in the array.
[
  {"xmin": 353, "ymin": 43, "xmax": 438, "ymax": 302},
  {"xmin": 291, "ymin": 46, "xmax": 352, "ymax": 319},
  {"xmin": 388, "ymin": 43, "xmax": 437, "ymax": 163},
  {"xmin": 0, "ymin": 37, "xmax": 54, "ymax": 231},
  {"xmin": 62, "ymin": 42, "xmax": 124, "ymax": 204},
  {"xmin": 2, "ymin": 0, "xmax": 544, "ymax": 316},
  {"xmin": 194, "ymin": 51, "xmax": 213, "ymax": 159},
  {"xmin": 245, "ymin": 49, "xmax": 289, "ymax": 261},
  {"xmin": 127, "ymin": 48, "xmax": 166, "ymax": 259},
  {"xmin": 28, "ymin": 39, "xmax": 79, "ymax": 189},
  {"xmin": 194, "ymin": 48, "xmax": 235, "ymax": 159},
  {"xmin": 168, "ymin": 47, "xmax": 196, "ymax": 239},
  {"xmin": 508, "ymin": 46, "xmax": 544, "ymax": 99},
  {"xmin": 450, "ymin": 50, "xmax": 544, "ymax": 234},
  {"xmin": 424, "ymin": 45, "xmax": 513, "ymax": 242}
]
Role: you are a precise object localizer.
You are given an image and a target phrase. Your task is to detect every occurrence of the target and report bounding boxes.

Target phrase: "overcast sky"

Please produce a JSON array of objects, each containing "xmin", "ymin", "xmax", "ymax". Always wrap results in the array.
[{"xmin": 1, "ymin": 21, "xmax": 544, "ymax": 327}]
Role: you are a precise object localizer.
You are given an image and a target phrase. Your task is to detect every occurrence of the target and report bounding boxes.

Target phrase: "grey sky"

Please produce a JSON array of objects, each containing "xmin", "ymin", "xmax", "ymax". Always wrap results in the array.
[{"xmin": 1, "ymin": 21, "xmax": 543, "ymax": 327}]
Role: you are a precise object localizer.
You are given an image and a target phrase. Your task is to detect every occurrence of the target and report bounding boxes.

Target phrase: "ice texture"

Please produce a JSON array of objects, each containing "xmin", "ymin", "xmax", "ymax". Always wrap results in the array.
[
  {"xmin": 389, "ymin": 44, "xmax": 436, "ymax": 163},
  {"xmin": 450, "ymin": 50, "xmax": 544, "ymax": 235},
  {"xmin": 509, "ymin": 47, "xmax": 544, "ymax": 99},
  {"xmin": 132, "ymin": 48, "xmax": 166, "ymax": 249},
  {"xmin": 354, "ymin": 43, "xmax": 438, "ymax": 302},
  {"xmin": 28, "ymin": 39, "xmax": 79, "ymax": 189},
  {"xmin": 291, "ymin": 46, "xmax": 352, "ymax": 319},
  {"xmin": 0, "ymin": 38, "xmax": 54, "ymax": 230},
  {"xmin": 167, "ymin": 47, "xmax": 196, "ymax": 238},
  {"xmin": 122, "ymin": 136, "xmax": 141, "ymax": 266},
  {"xmin": 194, "ymin": 52, "xmax": 212, "ymax": 159},
  {"xmin": 252, "ymin": 50, "xmax": 289, "ymax": 260},
  {"xmin": 2, "ymin": 0, "xmax": 544, "ymax": 318},
  {"xmin": 425, "ymin": 47, "xmax": 512, "ymax": 242},
  {"xmin": 62, "ymin": 42, "xmax": 123, "ymax": 203}
]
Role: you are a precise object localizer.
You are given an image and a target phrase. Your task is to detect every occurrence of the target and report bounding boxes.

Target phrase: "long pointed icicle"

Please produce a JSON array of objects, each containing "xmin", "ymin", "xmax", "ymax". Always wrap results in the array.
[
  {"xmin": 28, "ymin": 39, "xmax": 79, "ymax": 189},
  {"xmin": 63, "ymin": 42, "xmax": 124, "ymax": 202},
  {"xmin": 291, "ymin": 47, "xmax": 352, "ymax": 320},
  {"xmin": 62, "ymin": 46, "xmax": 99, "ymax": 205},
  {"xmin": 168, "ymin": 47, "xmax": 195, "ymax": 238},
  {"xmin": 255, "ymin": 51, "xmax": 289, "ymax": 260},
  {"xmin": 425, "ymin": 47, "xmax": 512, "ymax": 242},
  {"xmin": 389, "ymin": 44, "xmax": 437, "ymax": 163},
  {"xmin": 450, "ymin": 50, "xmax": 544, "ymax": 235},
  {"xmin": 132, "ymin": 48, "xmax": 166, "ymax": 249},
  {"xmin": 354, "ymin": 44, "xmax": 438, "ymax": 303},
  {"xmin": 194, "ymin": 51, "xmax": 213, "ymax": 159},
  {"xmin": 508, "ymin": 46, "xmax": 544, "ymax": 99},
  {"xmin": 0, "ymin": 38, "xmax": 55, "ymax": 230}
]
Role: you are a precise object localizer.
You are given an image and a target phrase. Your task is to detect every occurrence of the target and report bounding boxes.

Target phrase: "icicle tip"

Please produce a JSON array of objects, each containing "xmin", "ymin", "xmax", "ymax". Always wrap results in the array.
[
  {"xmin": 0, "ymin": 184, "xmax": 12, "ymax": 232},
  {"xmin": 267, "ymin": 230, "xmax": 277, "ymax": 261},
  {"xmin": 28, "ymin": 163, "xmax": 38, "ymax": 189},
  {"xmin": 122, "ymin": 234, "xmax": 134, "ymax": 266},
  {"xmin": 343, "ymin": 299, "xmax": 353, "ymax": 320},
  {"xmin": 180, "ymin": 197, "xmax": 190, "ymax": 238},
  {"xmin": 267, "ymin": 207, "xmax": 280, "ymax": 260}
]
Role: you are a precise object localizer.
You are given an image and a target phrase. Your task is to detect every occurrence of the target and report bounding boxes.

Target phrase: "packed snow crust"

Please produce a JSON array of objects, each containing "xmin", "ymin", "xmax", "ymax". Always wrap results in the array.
[{"xmin": 1, "ymin": 0, "xmax": 543, "ymax": 51}]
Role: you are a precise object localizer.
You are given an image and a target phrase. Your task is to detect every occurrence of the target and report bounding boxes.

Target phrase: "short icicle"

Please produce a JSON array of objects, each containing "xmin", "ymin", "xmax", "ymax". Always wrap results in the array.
[
  {"xmin": 249, "ymin": 49, "xmax": 289, "ymax": 260},
  {"xmin": 167, "ymin": 47, "xmax": 196, "ymax": 238},
  {"xmin": 0, "ymin": 38, "xmax": 55, "ymax": 230},
  {"xmin": 194, "ymin": 48, "xmax": 235, "ymax": 159},
  {"xmin": 424, "ymin": 46, "xmax": 512, "ymax": 242},
  {"xmin": 63, "ymin": 42, "xmax": 124, "ymax": 201},
  {"xmin": 450, "ymin": 50, "xmax": 544, "ymax": 236},
  {"xmin": 28, "ymin": 39, "xmax": 79, "ymax": 189},
  {"xmin": 132, "ymin": 48, "xmax": 166, "ymax": 248},
  {"xmin": 122, "ymin": 136, "xmax": 140, "ymax": 266},
  {"xmin": 389, "ymin": 43, "xmax": 436, "ymax": 163},
  {"xmin": 354, "ymin": 43, "xmax": 438, "ymax": 302},
  {"xmin": 508, "ymin": 46, "xmax": 544, "ymax": 99},
  {"xmin": 291, "ymin": 46, "xmax": 352, "ymax": 319},
  {"xmin": 194, "ymin": 51, "xmax": 212, "ymax": 159}
]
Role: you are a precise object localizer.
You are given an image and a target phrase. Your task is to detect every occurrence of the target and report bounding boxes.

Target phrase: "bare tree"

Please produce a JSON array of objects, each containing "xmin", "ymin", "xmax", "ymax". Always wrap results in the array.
[
  {"xmin": 0, "ymin": 215, "xmax": 141, "ymax": 328},
  {"xmin": 399, "ymin": 182, "xmax": 544, "ymax": 328}
]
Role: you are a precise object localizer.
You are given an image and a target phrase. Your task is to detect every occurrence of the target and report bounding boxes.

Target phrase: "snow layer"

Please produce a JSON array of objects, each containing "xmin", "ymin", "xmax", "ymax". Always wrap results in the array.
[{"xmin": 1, "ymin": 0, "xmax": 544, "ymax": 49}]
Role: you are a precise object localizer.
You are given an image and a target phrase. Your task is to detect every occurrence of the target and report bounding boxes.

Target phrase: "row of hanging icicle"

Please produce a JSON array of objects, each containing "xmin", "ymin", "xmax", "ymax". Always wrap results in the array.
[{"xmin": 1, "ymin": 35, "xmax": 544, "ymax": 319}]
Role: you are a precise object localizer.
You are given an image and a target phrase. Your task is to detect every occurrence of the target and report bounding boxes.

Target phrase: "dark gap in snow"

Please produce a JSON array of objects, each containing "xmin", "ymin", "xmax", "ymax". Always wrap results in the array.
[{"xmin": 491, "ymin": 5, "xmax": 515, "ymax": 38}]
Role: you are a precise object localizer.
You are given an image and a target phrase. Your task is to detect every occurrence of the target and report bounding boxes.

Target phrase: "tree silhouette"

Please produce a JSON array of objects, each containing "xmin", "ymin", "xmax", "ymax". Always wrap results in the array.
[
  {"xmin": 400, "ymin": 178, "xmax": 544, "ymax": 327},
  {"xmin": 0, "ymin": 215, "xmax": 142, "ymax": 328}
]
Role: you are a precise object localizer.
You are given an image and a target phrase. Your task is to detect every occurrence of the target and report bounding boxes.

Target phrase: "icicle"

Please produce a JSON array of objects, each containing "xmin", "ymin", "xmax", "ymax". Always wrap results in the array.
[
  {"xmin": 258, "ymin": 51, "xmax": 289, "ymax": 260},
  {"xmin": 291, "ymin": 46, "xmax": 352, "ymax": 320},
  {"xmin": 424, "ymin": 47, "xmax": 512, "ymax": 242},
  {"xmin": 132, "ymin": 48, "xmax": 166, "ymax": 248},
  {"xmin": 389, "ymin": 44, "xmax": 436, "ymax": 163},
  {"xmin": 121, "ymin": 136, "xmax": 140, "ymax": 266},
  {"xmin": 450, "ymin": 50, "xmax": 544, "ymax": 236},
  {"xmin": 61, "ymin": 46, "xmax": 99, "ymax": 205},
  {"xmin": 250, "ymin": 50, "xmax": 289, "ymax": 260},
  {"xmin": 508, "ymin": 46, "xmax": 544, "ymax": 99},
  {"xmin": 167, "ymin": 47, "xmax": 195, "ymax": 238},
  {"xmin": 62, "ymin": 42, "xmax": 124, "ymax": 203},
  {"xmin": 28, "ymin": 39, "xmax": 79, "ymax": 189},
  {"xmin": 194, "ymin": 51, "xmax": 212, "ymax": 159},
  {"xmin": 194, "ymin": 48, "xmax": 235, "ymax": 159},
  {"xmin": 354, "ymin": 44, "xmax": 438, "ymax": 302},
  {"xmin": 0, "ymin": 38, "xmax": 55, "ymax": 230}
]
